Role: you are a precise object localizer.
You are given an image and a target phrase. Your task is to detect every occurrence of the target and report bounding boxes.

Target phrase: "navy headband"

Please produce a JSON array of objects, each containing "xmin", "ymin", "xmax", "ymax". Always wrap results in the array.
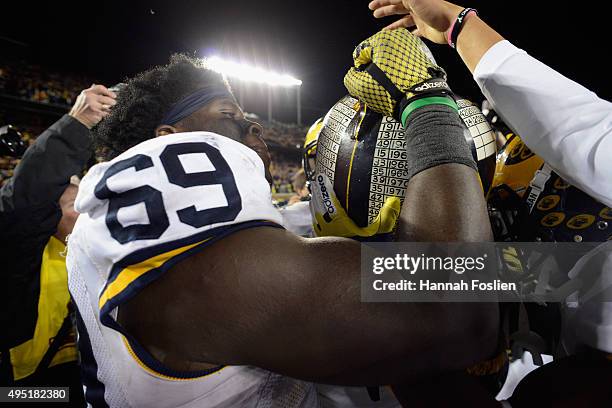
[{"xmin": 160, "ymin": 85, "xmax": 235, "ymax": 125}]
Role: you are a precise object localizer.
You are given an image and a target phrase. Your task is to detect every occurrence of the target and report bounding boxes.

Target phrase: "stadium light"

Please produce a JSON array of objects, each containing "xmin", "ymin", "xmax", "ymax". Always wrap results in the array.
[
  {"xmin": 204, "ymin": 56, "xmax": 302, "ymax": 87},
  {"xmin": 203, "ymin": 55, "xmax": 302, "ymax": 124}
]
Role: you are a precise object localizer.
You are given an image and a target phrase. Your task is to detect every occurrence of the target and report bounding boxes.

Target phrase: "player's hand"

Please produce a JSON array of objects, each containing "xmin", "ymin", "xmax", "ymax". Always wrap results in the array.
[
  {"xmin": 309, "ymin": 173, "xmax": 400, "ymax": 238},
  {"xmin": 69, "ymin": 84, "xmax": 117, "ymax": 129},
  {"xmin": 343, "ymin": 28, "xmax": 452, "ymax": 124},
  {"xmin": 369, "ymin": 0, "xmax": 464, "ymax": 44}
]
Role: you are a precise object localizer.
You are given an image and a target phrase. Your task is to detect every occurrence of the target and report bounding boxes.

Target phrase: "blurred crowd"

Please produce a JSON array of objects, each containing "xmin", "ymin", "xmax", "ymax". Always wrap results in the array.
[
  {"xmin": 0, "ymin": 156, "xmax": 19, "ymax": 185},
  {"xmin": 261, "ymin": 120, "xmax": 308, "ymax": 195},
  {"xmin": 0, "ymin": 122, "xmax": 306, "ymax": 190},
  {"xmin": 263, "ymin": 120, "xmax": 308, "ymax": 149},
  {"xmin": 0, "ymin": 60, "xmax": 308, "ymax": 189},
  {"xmin": 2, "ymin": 124, "xmax": 306, "ymax": 196},
  {"xmin": 270, "ymin": 152, "xmax": 301, "ymax": 194},
  {"xmin": 1, "ymin": 61, "xmax": 92, "ymax": 106}
]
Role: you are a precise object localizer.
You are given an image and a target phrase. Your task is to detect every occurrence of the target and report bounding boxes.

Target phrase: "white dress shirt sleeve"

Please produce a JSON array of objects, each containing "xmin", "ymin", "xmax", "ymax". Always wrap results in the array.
[{"xmin": 474, "ymin": 40, "xmax": 612, "ymax": 207}]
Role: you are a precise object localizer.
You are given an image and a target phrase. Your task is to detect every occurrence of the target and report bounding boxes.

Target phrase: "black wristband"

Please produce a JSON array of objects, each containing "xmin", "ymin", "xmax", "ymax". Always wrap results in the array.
[
  {"xmin": 449, "ymin": 8, "xmax": 478, "ymax": 49},
  {"xmin": 404, "ymin": 104, "xmax": 477, "ymax": 180}
]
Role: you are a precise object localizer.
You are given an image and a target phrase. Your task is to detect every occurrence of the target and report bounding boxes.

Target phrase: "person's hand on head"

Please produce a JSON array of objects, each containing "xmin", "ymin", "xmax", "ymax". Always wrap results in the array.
[
  {"xmin": 69, "ymin": 84, "xmax": 117, "ymax": 129},
  {"xmin": 369, "ymin": 0, "xmax": 464, "ymax": 44}
]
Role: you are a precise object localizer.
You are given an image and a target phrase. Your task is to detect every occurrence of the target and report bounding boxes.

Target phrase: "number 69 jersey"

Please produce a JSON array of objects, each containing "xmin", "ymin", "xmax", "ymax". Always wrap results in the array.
[{"xmin": 66, "ymin": 132, "xmax": 318, "ymax": 407}]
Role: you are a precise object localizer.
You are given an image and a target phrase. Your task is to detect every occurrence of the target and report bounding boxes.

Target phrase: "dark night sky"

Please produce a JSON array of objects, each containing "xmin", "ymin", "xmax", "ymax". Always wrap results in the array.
[{"xmin": 2, "ymin": 0, "xmax": 610, "ymax": 124}]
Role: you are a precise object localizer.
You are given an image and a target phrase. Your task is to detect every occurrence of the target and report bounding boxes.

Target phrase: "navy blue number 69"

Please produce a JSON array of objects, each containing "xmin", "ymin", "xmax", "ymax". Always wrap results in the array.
[{"xmin": 95, "ymin": 142, "xmax": 242, "ymax": 244}]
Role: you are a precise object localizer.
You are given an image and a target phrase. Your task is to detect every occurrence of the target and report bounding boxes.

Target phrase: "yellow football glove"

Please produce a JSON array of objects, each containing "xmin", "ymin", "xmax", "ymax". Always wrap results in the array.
[
  {"xmin": 344, "ymin": 29, "xmax": 455, "ymax": 126},
  {"xmin": 309, "ymin": 173, "xmax": 401, "ymax": 238}
]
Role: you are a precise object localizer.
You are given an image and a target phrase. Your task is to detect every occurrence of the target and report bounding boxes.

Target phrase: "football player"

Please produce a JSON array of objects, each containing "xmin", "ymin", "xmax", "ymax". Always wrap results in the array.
[{"xmin": 66, "ymin": 52, "xmax": 497, "ymax": 407}]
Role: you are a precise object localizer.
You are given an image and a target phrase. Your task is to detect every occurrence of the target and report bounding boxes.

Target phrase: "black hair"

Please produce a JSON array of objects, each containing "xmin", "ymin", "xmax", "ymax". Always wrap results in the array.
[{"xmin": 94, "ymin": 54, "xmax": 229, "ymax": 160}]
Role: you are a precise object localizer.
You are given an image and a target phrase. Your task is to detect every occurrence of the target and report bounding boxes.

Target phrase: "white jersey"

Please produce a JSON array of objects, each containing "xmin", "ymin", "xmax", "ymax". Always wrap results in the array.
[
  {"xmin": 67, "ymin": 132, "xmax": 319, "ymax": 407},
  {"xmin": 279, "ymin": 201, "xmax": 314, "ymax": 237}
]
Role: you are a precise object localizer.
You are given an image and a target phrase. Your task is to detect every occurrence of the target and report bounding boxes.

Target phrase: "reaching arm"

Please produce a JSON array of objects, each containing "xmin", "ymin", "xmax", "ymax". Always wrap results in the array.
[
  {"xmin": 368, "ymin": 0, "xmax": 504, "ymax": 71},
  {"xmin": 473, "ymin": 41, "xmax": 612, "ymax": 207},
  {"xmin": 369, "ymin": 0, "xmax": 612, "ymax": 206}
]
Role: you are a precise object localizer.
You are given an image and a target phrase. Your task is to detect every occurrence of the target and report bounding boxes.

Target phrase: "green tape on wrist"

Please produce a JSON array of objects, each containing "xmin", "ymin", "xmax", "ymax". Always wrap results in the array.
[{"xmin": 401, "ymin": 96, "xmax": 459, "ymax": 127}]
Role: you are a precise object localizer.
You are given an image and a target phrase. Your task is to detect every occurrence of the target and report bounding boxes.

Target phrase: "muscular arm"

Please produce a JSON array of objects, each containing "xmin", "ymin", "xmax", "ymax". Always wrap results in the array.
[
  {"xmin": 398, "ymin": 163, "xmax": 491, "ymax": 242},
  {"xmin": 121, "ymin": 152, "xmax": 496, "ymax": 385},
  {"xmin": 123, "ymin": 225, "xmax": 497, "ymax": 385}
]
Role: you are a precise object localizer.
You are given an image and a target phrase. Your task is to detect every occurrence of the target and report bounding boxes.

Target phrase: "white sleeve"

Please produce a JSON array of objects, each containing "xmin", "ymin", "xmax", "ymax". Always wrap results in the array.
[
  {"xmin": 279, "ymin": 201, "xmax": 314, "ymax": 237},
  {"xmin": 474, "ymin": 40, "xmax": 612, "ymax": 207}
]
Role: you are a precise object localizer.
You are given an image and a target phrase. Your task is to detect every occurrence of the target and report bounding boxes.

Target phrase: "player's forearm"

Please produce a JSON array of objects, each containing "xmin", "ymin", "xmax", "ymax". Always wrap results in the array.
[
  {"xmin": 455, "ymin": 15, "xmax": 504, "ymax": 74},
  {"xmin": 131, "ymin": 227, "xmax": 499, "ymax": 386},
  {"xmin": 398, "ymin": 164, "xmax": 492, "ymax": 241},
  {"xmin": 396, "ymin": 104, "xmax": 493, "ymax": 242},
  {"xmin": 340, "ymin": 320, "xmax": 498, "ymax": 387},
  {"xmin": 268, "ymin": 237, "xmax": 499, "ymax": 385},
  {"xmin": 305, "ymin": 297, "xmax": 499, "ymax": 386}
]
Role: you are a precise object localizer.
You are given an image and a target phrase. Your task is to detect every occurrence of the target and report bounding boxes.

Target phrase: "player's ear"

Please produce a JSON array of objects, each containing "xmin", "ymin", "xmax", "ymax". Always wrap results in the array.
[{"xmin": 155, "ymin": 125, "xmax": 178, "ymax": 137}]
